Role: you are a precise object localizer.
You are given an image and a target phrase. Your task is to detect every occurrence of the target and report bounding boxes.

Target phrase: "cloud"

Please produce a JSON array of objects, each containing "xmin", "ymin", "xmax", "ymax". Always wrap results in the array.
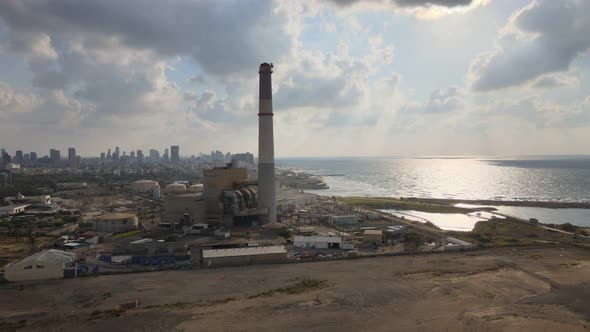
[
  {"xmin": 402, "ymin": 87, "xmax": 462, "ymax": 113},
  {"xmin": 0, "ymin": 0, "xmax": 294, "ymax": 78},
  {"xmin": 530, "ymin": 72, "xmax": 581, "ymax": 89},
  {"xmin": 0, "ymin": 82, "xmax": 94, "ymax": 128},
  {"xmin": 323, "ymin": 0, "xmax": 488, "ymax": 18},
  {"xmin": 469, "ymin": 0, "xmax": 590, "ymax": 92},
  {"xmin": 327, "ymin": 0, "xmax": 473, "ymax": 8},
  {"xmin": 0, "ymin": 82, "xmax": 42, "ymax": 114}
]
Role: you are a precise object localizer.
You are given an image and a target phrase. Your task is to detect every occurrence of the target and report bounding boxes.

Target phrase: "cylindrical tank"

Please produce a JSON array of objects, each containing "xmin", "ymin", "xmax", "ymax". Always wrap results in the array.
[{"xmin": 152, "ymin": 184, "xmax": 161, "ymax": 200}]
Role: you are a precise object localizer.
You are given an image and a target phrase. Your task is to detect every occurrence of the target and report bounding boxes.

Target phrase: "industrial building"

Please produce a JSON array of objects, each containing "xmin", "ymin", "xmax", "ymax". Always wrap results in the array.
[
  {"xmin": 112, "ymin": 239, "xmax": 188, "ymax": 260},
  {"xmin": 0, "ymin": 204, "xmax": 28, "ymax": 216},
  {"xmin": 202, "ymin": 246, "xmax": 287, "ymax": 267},
  {"xmin": 202, "ymin": 165, "xmax": 264, "ymax": 225},
  {"xmin": 293, "ymin": 235, "xmax": 342, "ymax": 249},
  {"xmin": 329, "ymin": 215, "xmax": 358, "ymax": 226},
  {"xmin": 94, "ymin": 213, "xmax": 139, "ymax": 233},
  {"xmin": 4, "ymin": 249, "xmax": 76, "ymax": 282},
  {"xmin": 131, "ymin": 180, "xmax": 159, "ymax": 192},
  {"xmin": 163, "ymin": 193, "xmax": 206, "ymax": 226},
  {"xmin": 165, "ymin": 183, "xmax": 187, "ymax": 194},
  {"xmin": 363, "ymin": 230, "xmax": 384, "ymax": 245}
]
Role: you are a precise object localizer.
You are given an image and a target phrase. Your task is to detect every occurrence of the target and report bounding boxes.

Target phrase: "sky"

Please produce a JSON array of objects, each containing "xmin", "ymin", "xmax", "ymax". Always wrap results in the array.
[{"xmin": 0, "ymin": 0, "xmax": 589, "ymax": 158}]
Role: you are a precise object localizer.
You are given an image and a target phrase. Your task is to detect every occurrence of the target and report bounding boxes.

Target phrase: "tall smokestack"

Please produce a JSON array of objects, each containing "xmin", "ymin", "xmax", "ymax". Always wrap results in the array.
[{"xmin": 258, "ymin": 63, "xmax": 276, "ymax": 224}]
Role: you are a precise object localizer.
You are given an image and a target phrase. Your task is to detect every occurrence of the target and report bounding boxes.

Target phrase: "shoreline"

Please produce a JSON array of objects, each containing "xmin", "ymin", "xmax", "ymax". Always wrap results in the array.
[{"xmin": 404, "ymin": 197, "xmax": 590, "ymax": 209}]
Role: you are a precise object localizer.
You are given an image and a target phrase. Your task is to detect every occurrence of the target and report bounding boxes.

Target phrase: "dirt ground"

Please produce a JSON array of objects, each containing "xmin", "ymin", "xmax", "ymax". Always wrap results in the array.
[{"xmin": 2, "ymin": 246, "xmax": 590, "ymax": 331}]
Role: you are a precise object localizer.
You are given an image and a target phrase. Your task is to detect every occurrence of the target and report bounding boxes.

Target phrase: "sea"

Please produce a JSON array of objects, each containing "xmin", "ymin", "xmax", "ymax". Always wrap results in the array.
[{"xmin": 276, "ymin": 156, "xmax": 590, "ymax": 229}]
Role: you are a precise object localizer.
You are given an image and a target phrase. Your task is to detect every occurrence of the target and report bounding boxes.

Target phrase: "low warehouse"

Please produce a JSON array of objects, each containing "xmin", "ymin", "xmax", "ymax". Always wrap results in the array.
[
  {"xmin": 94, "ymin": 213, "xmax": 139, "ymax": 233},
  {"xmin": 329, "ymin": 215, "xmax": 358, "ymax": 225},
  {"xmin": 202, "ymin": 246, "xmax": 287, "ymax": 267},
  {"xmin": 293, "ymin": 235, "xmax": 342, "ymax": 249},
  {"xmin": 4, "ymin": 249, "xmax": 76, "ymax": 282},
  {"xmin": 363, "ymin": 230, "xmax": 383, "ymax": 245}
]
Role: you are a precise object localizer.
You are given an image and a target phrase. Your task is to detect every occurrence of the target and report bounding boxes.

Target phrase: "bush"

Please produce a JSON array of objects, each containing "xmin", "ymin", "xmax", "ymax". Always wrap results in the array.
[{"xmin": 560, "ymin": 223, "xmax": 577, "ymax": 233}]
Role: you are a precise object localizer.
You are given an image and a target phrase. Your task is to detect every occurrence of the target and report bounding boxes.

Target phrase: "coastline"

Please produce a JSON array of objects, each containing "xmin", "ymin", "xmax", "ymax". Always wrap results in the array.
[{"xmin": 405, "ymin": 197, "xmax": 590, "ymax": 209}]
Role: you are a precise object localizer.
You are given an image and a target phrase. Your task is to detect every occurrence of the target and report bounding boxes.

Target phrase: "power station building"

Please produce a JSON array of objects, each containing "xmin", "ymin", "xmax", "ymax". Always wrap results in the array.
[
  {"xmin": 164, "ymin": 193, "xmax": 206, "ymax": 226},
  {"xmin": 197, "ymin": 63, "xmax": 279, "ymax": 227}
]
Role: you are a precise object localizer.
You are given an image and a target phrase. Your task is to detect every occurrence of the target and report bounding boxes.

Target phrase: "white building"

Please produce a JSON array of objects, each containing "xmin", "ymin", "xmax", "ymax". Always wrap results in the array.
[
  {"xmin": 131, "ymin": 180, "xmax": 159, "ymax": 192},
  {"xmin": 94, "ymin": 213, "xmax": 139, "ymax": 233},
  {"xmin": 165, "ymin": 183, "xmax": 187, "ymax": 193},
  {"xmin": 4, "ymin": 249, "xmax": 76, "ymax": 282},
  {"xmin": 293, "ymin": 235, "xmax": 342, "ymax": 249},
  {"xmin": 0, "ymin": 204, "xmax": 29, "ymax": 216}
]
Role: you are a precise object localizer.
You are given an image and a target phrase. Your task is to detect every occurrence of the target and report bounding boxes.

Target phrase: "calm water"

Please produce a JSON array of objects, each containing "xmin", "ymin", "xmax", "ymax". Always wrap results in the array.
[
  {"xmin": 379, "ymin": 209, "xmax": 505, "ymax": 231},
  {"xmin": 278, "ymin": 156, "xmax": 590, "ymax": 228},
  {"xmin": 278, "ymin": 157, "xmax": 590, "ymax": 202}
]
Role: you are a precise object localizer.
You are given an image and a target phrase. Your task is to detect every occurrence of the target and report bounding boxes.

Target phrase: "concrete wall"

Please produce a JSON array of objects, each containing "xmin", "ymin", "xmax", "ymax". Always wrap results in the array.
[
  {"xmin": 164, "ymin": 194, "xmax": 206, "ymax": 225},
  {"xmin": 94, "ymin": 217, "xmax": 138, "ymax": 233},
  {"xmin": 203, "ymin": 252, "xmax": 287, "ymax": 267},
  {"xmin": 5, "ymin": 261, "xmax": 64, "ymax": 282}
]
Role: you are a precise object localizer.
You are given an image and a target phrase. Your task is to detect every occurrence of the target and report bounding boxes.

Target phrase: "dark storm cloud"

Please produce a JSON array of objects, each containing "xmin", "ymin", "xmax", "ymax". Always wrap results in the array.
[
  {"xmin": 327, "ymin": 0, "xmax": 473, "ymax": 8},
  {"xmin": 0, "ymin": 0, "xmax": 292, "ymax": 77},
  {"xmin": 470, "ymin": 0, "xmax": 590, "ymax": 92}
]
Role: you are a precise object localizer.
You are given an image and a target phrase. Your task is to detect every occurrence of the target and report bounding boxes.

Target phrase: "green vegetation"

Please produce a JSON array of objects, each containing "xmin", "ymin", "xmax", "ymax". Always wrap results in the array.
[
  {"xmin": 113, "ymin": 229, "xmax": 142, "ymax": 239},
  {"xmin": 337, "ymin": 196, "xmax": 473, "ymax": 213},
  {"xmin": 448, "ymin": 218, "xmax": 590, "ymax": 248}
]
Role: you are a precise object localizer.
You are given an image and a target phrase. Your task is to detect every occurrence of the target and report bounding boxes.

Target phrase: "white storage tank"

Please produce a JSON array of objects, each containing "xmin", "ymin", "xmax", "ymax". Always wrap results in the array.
[{"xmin": 165, "ymin": 183, "xmax": 187, "ymax": 193}]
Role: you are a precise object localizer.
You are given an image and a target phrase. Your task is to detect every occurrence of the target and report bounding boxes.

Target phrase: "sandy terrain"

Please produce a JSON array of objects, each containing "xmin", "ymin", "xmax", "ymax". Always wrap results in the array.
[{"xmin": 1, "ymin": 246, "xmax": 589, "ymax": 331}]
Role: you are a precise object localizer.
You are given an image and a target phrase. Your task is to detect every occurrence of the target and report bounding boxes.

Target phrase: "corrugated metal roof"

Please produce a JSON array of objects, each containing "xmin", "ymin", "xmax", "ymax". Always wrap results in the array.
[
  {"xmin": 364, "ymin": 230, "xmax": 383, "ymax": 235},
  {"xmin": 202, "ymin": 246, "xmax": 286, "ymax": 258},
  {"xmin": 294, "ymin": 236, "xmax": 342, "ymax": 243},
  {"xmin": 11, "ymin": 249, "xmax": 75, "ymax": 266},
  {"xmin": 96, "ymin": 213, "xmax": 136, "ymax": 220}
]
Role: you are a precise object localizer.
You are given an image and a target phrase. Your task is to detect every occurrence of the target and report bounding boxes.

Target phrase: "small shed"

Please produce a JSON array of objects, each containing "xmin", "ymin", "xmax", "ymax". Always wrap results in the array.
[
  {"xmin": 363, "ymin": 230, "xmax": 383, "ymax": 245},
  {"xmin": 4, "ymin": 249, "xmax": 76, "ymax": 282}
]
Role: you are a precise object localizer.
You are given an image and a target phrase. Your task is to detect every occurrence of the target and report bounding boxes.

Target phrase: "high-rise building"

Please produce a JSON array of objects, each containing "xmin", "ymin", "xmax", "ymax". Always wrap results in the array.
[
  {"xmin": 0, "ymin": 149, "xmax": 5, "ymax": 159},
  {"xmin": 24, "ymin": 154, "xmax": 30, "ymax": 163},
  {"xmin": 149, "ymin": 149, "xmax": 160, "ymax": 160},
  {"xmin": 74, "ymin": 156, "xmax": 81, "ymax": 169},
  {"xmin": 100, "ymin": 152, "xmax": 106, "ymax": 160},
  {"xmin": 68, "ymin": 147, "xmax": 76, "ymax": 168},
  {"xmin": 163, "ymin": 148, "xmax": 169, "ymax": 162},
  {"xmin": 120, "ymin": 155, "xmax": 129, "ymax": 169},
  {"xmin": 171, "ymin": 146, "xmax": 180, "ymax": 163},
  {"xmin": 2, "ymin": 152, "xmax": 10, "ymax": 166},
  {"xmin": 50, "ymin": 149, "xmax": 61, "ymax": 164},
  {"xmin": 136, "ymin": 150, "xmax": 144, "ymax": 163},
  {"xmin": 15, "ymin": 150, "xmax": 24, "ymax": 164},
  {"xmin": 107, "ymin": 149, "xmax": 112, "ymax": 160},
  {"xmin": 113, "ymin": 147, "xmax": 120, "ymax": 162},
  {"xmin": 30, "ymin": 152, "xmax": 37, "ymax": 163},
  {"xmin": 130, "ymin": 151, "xmax": 135, "ymax": 160}
]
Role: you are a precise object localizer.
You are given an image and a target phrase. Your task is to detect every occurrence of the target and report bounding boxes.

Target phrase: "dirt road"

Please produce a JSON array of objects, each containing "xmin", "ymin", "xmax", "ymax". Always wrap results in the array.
[{"xmin": 2, "ymin": 246, "xmax": 589, "ymax": 331}]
